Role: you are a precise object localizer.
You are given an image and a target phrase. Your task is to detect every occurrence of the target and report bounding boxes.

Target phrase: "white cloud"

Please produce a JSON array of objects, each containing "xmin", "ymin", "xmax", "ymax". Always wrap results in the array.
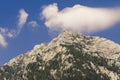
[
  {"xmin": 0, "ymin": 27, "xmax": 16, "ymax": 38},
  {"xmin": 16, "ymin": 9, "xmax": 29, "ymax": 37},
  {"xmin": 18, "ymin": 9, "xmax": 29, "ymax": 28},
  {"xmin": 0, "ymin": 34, "xmax": 7, "ymax": 47},
  {"xmin": 0, "ymin": 26, "xmax": 20, "ymax": 47},
  {"xmin": 28, "ymin": 21, "xmax": 39, "ymax": 27},
  {"xmin": 0, "ymin": 9, "xmax": 29, "ymax": 47},
  {"xmin": 42, "ymin": 3, "xmax": 120, "ymax": 33}
]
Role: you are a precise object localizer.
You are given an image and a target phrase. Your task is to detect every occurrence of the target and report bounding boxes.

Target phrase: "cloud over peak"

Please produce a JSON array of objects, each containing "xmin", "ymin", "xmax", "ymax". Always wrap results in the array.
[{"xmin": 42, "ymin": 3, "xmax": 120, "ymax": 33}]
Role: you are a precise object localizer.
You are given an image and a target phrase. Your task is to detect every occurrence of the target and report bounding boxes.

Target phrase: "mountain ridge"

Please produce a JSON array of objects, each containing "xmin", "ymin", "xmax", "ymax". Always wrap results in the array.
[{"xmin": 0, "ymin": 31, "xmax": 120, "ymax": 80}]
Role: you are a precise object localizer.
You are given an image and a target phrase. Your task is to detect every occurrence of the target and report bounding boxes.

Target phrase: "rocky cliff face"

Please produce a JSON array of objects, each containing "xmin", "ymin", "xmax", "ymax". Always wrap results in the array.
[{"xmin": 0, "ymin": 31, "xmax": 120, "ymax": 80}]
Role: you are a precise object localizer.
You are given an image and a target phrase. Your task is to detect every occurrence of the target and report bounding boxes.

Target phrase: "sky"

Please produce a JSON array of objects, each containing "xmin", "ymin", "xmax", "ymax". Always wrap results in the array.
[{"xmin": 0, "ymin": 0, "xmax": 120, "ymax": 66}]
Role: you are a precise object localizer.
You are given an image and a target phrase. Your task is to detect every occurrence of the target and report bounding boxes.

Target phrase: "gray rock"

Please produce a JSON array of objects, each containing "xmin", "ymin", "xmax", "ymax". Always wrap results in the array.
[{"xmin": 0, "ymin": 31, "xmax": 120, "ymax": 80}]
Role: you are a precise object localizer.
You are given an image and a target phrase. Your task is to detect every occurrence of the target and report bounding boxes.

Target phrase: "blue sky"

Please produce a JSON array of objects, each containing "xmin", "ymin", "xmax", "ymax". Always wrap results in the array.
[{"xmin": 0, "ymin": 0, "xmax": 120, "ymax": 65}]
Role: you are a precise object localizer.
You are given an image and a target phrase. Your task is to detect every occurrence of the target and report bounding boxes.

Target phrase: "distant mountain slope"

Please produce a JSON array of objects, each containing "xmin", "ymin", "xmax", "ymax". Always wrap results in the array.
[{"xmin": 0, "ymin": 31, "xmax": 120, "ymax": 80}]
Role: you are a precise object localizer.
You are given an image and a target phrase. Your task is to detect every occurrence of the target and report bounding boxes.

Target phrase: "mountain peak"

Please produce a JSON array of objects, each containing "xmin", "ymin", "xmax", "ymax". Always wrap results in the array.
[
  {"xmin": 58, "ymin": 30, "xmax": 83, "ymax": 37},
  {"xmin": 0, "ymin": 31, "xmax": 120, "ymax": 80}
]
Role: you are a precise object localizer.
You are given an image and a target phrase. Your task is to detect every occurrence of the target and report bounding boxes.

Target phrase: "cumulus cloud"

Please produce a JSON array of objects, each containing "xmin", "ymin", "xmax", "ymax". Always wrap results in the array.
[
  {"xmin": 28, "ymin": 21, "xmax": 39, "ymax": 27},
  {"xmin": 0, "ymin": 34, "xmax": 7, "ymax": 47},
  {"xmin": 18, "ymin": 9, "xmax": 29, "ymax": 28},
  {"xmin": 42, "ymin": 3, "xmax": 120, "ymax": 33}
]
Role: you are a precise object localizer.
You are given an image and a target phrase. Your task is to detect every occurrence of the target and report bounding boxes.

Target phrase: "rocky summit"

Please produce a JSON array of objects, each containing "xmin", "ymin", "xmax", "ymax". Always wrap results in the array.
[{"xmin": 0, "ymin": 31, "xmax": 120, "ymax": 80}]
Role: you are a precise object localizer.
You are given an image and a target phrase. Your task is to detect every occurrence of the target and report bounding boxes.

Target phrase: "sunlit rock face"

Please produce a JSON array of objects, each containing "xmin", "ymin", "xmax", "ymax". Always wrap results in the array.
[{"xmin": 0, "ymin": 31, "xmax": 120, "ymax": 80}]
